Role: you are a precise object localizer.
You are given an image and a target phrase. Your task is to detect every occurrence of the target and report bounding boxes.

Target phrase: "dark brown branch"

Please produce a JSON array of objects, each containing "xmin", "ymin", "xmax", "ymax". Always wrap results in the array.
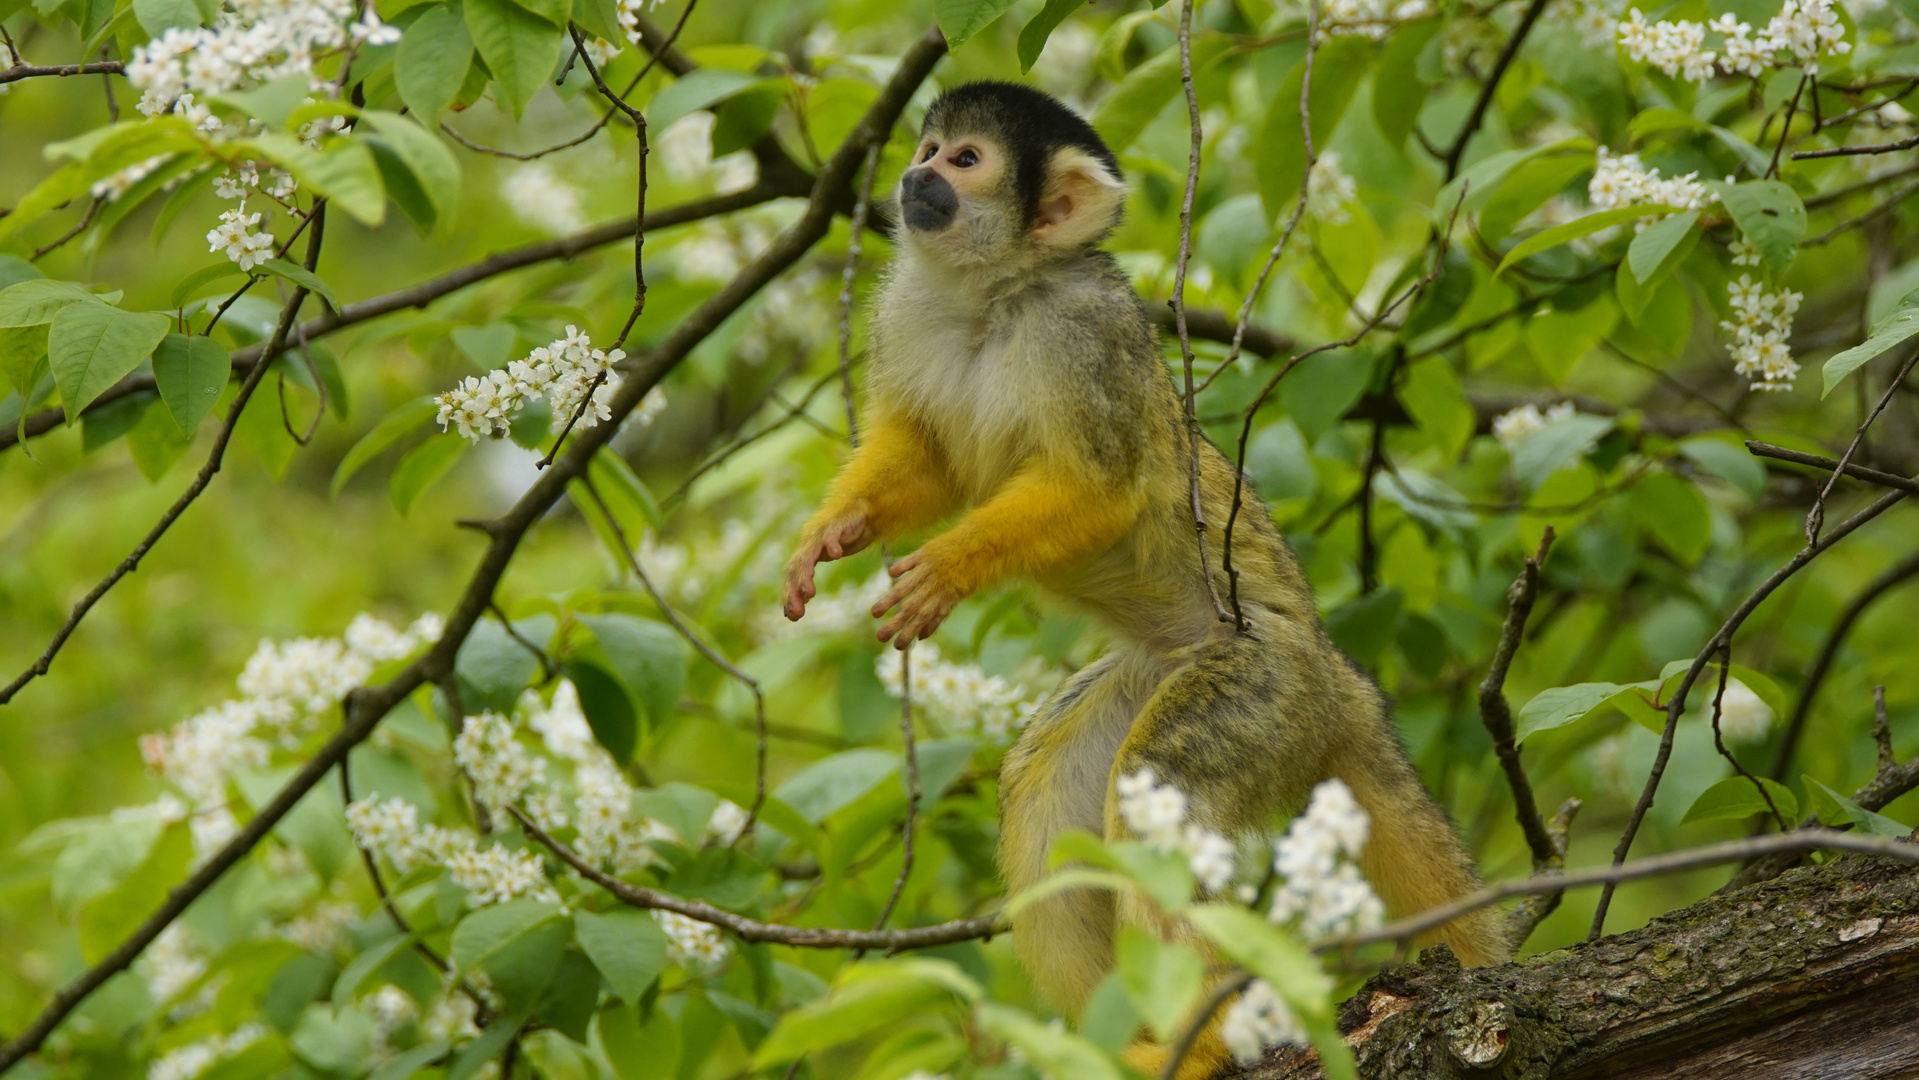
[
  {"xmin": 1589, "ymin": 476, "xmax": 1913, "ymax": 939},
  {"xmin": 1478, "ymin": 528, "xmax": 1559, "ymax": 868},
  {"xmin": 1442, "ymin": 0, "xmax": 1550, "ymax": 179},
  {"xmin": 0, "ymin": 29, "xmax": 949, "ymax": 1070},
  {"xmin": 1746, "ymin": 440, "xmax": 1919, "ymax": 496},
  {"xmin": 510, "ymin": 805, "xmax": 1002, "ymax": 949},
  {"xmin": 0, "ymin": 207, "xmax": 327, "ymax": 706},
  {"xmin": 1804, "ymin": 350, "xmax": 1919, "ymax": 542},
  {"xmin": 29, "ymin": 197, "xmax": 102, "ymax": 261},
  {"xmin": 1506, "ymin": 796, "xmax": 1581, "ymax": 947},
  {"xmin": 1794, "ymin": 131, "xmax": 1919, "ymax": 158},
  {"xmin": 0, "ymin": 60, "xmax": 123, "ymax": 84}
]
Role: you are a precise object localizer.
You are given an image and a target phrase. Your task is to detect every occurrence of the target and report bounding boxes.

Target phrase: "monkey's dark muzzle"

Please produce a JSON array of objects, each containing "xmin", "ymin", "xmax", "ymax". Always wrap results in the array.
[{"xmin": 900, "ymin": 168, "xmax": 959, "ymax": 232}]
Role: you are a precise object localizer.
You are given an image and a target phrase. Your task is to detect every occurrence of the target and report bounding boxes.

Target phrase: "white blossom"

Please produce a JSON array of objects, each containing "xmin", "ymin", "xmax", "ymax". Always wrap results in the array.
[
  {"xmin": 1617, "ymin": 0, "xmax": 1849, "ymax": 85},
  {"xmin": 1266, "ymin": 779, "xmax": 1385, "ymax": 938},
  {"xmin": 205, "ymin": 204, "xmax": 276, "ymax": 270},
  {"xmin": 91, "ymin": 154, "xmax": 170, "ymax": 202},
  {"xmin": 365, "ymin": 984, "xmax": 418, "ymax": 1052},
  {"xmin": 656, "ymin": 910, "xmax": 730, "ymax": 968},
  {"xmin": 615, "ymin": 0, "xmax": 667, "ymax": 47},
  {"xmin": 706, "ymin": 799, "xmax": 749, "ymax": 845},
  {"xmin": 137, "ymin": 925, "xmax": 207, "ymax": 1003},
  {"xmin": 1714, "ymin": 679, "xmax": 1774, "ymax": 742},
  {"xmin": 148, "ymin": 1025, "xmax": 266, "ymax": 1080},
  {"xmin": 876, "ymin": 643, "xmax": 1038, "ymax": 744},
  {"xmin": 1305, "ymin": 151, "xmax": 1358, "ymax": 224},
  {"xmin": 434, "ymin": 326, "xmax": 659, "ymax": 443},
  {"xmin": 1492, "ymin": 401, "xmax": 1576, "ymax": 452},
  {"xmin": 1115, "ymin": 767, "xmax": 1241, "ymax": 893},
  {"xmin": 1587, "ymin": 148, "xmax": 1710, "ymax": 220},
  {"xmin": 502, "ymin": 163, "xmax": 587, "ymax": 235},
  {"xmin": 276, "ymin": 901, "xmax": 355, "ymax": 953},
  {"xmin": 1721, "ymin": 274, "xmax": 1801, "ymax": 391},
  {"xmin": 1220, "ymin": 979, "xmax": 1306, "ymax": 1063},
  {"xmin": 453, "ymin": 712, "xmax": 546, "ymax": 815}
]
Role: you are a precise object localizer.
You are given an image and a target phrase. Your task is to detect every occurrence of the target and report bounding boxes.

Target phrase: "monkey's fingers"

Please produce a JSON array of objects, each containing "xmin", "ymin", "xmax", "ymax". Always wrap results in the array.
[
  {"xmin": 887, "ymin": 550, "xmax": 922, "ymax": 578},
  {"xmin": 783, "ymin": 550, "xmax": 822, "ymax": 620},
  {"xmin": 871, "ymin": 571, "xmax": 916, "ymax": 621}
]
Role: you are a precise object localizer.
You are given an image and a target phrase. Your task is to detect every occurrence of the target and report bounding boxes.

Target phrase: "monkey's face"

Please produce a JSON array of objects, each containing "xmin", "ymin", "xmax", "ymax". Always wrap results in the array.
[{"xmin": 897, "ymin": 132, "xmax": 1022, "ymax": 260}]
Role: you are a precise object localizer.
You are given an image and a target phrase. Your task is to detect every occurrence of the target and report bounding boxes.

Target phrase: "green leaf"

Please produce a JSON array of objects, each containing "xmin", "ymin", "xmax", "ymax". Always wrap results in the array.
[
  {"xmin": 572, "ymin": 0, "xmax": 621, "ymax": 45},
  {"xmin": 0, "ymin": 255, "xmax": 44, "ymax": 292},
  {"xmin": 1630, "ymin": 471, "xmax": 1711, "ymax": 566},
  {"xmin": 1627, "ymin": 210, "xmax": 1701, "ymax": 284},
  {"xmin": 1678, "ymin": 435, "xmax": 1767, "ymax": 500},
  {"xmin": 397, "ymin": 1, "xmax": 475, "ymax": 120},
  {"xmin": 0, "ymin": 279, "xmax": 102, "ymax": 327},
  {"xmin": 756, "ymin": 959, "xmax": 980, "ymax": 1066},
  {"xmin": 1683, "ymin": 776, "xmax": 1798, "ymax": 825},
  {"xmin": 450, "ymin": 900, "xmax": 568, "ymax": 1007},
  {"xmin": 0, "ymin": 162, "xmax": 89, "ymax": 245},
  {"xmin": 368, "ymin": 1041, "xmax": 451, "ymax": 1080},
  {"xmin": 0, "ymin": 326, "xmax": 50, "ymax": 397},
  {"xmin": 1324, "ymin": 587, "xmax": 1403, "ymax": 669},
  {"xmin": 1708, "ymin": 178, "xmax": 1805, "ymax": 277},
  {"xmin": 465, "ymin": 0, "xmax": 565, "ymax": 118},
  {"xmin": 1115, "ymin": 927, "xmax": 1204, "ymax": 1042},
  {"xmin": 507, "ymin": 0, "xmax": 566, "ymax": 29},
  {"xmin": 1373, "ymin": 20, "xmax": 1443, "ymax": 149},
  {"xmin": 332, "ymin": 396, "xmax": 437, "ymax": 496},
  {"xmin": 214, "ymin": 73, "xmax": 314, "ymax": 130},
  {"xmin": 588, "ymin": 447, "xmax": 666, "ymax": 535},
  {"xmin": 1478, "ymin": 152, "xmax": 1594, "ymax": 244},
  {"xmin": 456, "ymin": 617, "xmax": 546, "ymax": 710},
  {"xmin": 132, "ymin": 0, "xmax": 203, "ymax": 34},
  {"xmin": 447, "ymin": 1016, "xmax": 525, "ymax": 1080},
  {"xmin": 1185, "ymin": 904, "xmax": 1356, "ymax": 1080},
  {"xmin": 332, "ymin": 935, "xmax": 416, "ymax": 1008},
  {"xmin": 1806, "ymin": 778, "xmax": 1911, "ymax": 837},
  {"xmin": 772, "ymin": 748, "xmax": 899, "ymax": 823},
  {"xmin": 78, "ymin": 820, "xmax": 190, "ymax": 963},
  {"xmin": 1823, "ymin": 305, "xmax": 1919, "ymax": 397},
  {"xmin": 647, "ymin": 70, "xmax": 761, "ymax": 133},
  {"xmin": 932, "ymin": 0, "xmax": 1019, "ymax": 48},
  {"xmin": 1496, "ymin": 205, "xmax": 1680, "ymax": 275},
  {"xmin": 361, "ymin": 110, "xmax": 462, "ymax": 232},
  {"xmin": 390, "ymin": 433, "xmax": 467, "ymax": 514},
  {"xmin": 48, "ymin": 303, "xmax": 171, "ymax": 421},
  {"xmin": 1017, "ymin": 0, "xmax": 1082, "ymax": 72},
  {"xmin": 258, "ymin": 258, "xmax": 340, "ymax": 310},
  {"xmin": 564, "ymin": 658, "xmax": 638, "ymax": 761},
  {"xmin": 600, "ymin": 1003, "xmax": 681, "ymax": 1080},
  {"xmin": 242, "ymin": 133, "xmax": 388, "ymax": 227},
  {"xmin": 573, "ymin": 907, "xmax": 667, "ymax": 1002},
  {"xmin": 151, "ymin": 333, "xmax": 229, "ymax": 435},
  {"xmin": 1525, "ymin": 296, "xmax": 1617, "ymax": 385},
  {"xmin": 580, "ymin": 613, "xmax": 686, "ymax": 730},
  {"xmin": 1092, "ymin": 38, "xmax": 1233, "ymax": 154},
  {"xmin": 1256, "ymin": 36, "xmax": 1372, "ymax": 222},
  {"xmin": 169, "ymin": 262, "xmax": 246, "ymax": 309},
  {"xmin": 1516, "ymin": 681, "xmax": 1654, "ymax": 743},
  {"xmin": 51, "ymin": 814, "xmax": 168, "ymax": 908},
  {"xmin": 1510, "ymin": 413, "xmax": 1613, "ymax": 490},
  {"xmin": 975, "ymin": 1003, "xmax": 1123, "ymax": 1080}
]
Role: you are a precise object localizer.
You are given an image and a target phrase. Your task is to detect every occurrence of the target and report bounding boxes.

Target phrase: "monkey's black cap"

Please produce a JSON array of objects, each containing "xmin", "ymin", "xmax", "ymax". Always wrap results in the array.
[{"xmin": 922, "ymin": 81, "xmax": 1122, "ymax": 227}]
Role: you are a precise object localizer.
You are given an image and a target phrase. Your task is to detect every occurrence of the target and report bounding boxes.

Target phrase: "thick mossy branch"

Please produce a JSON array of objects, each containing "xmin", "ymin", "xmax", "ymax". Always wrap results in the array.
[{"xmin": 1237, "ymin": 852, "xmax": 1919, "ymax": 1079}]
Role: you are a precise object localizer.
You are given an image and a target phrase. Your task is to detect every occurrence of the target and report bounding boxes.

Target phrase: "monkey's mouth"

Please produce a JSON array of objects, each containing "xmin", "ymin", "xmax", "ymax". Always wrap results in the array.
[{"xmin": 901, "ymin": 174, "xmax": 959, "ymax": 232}]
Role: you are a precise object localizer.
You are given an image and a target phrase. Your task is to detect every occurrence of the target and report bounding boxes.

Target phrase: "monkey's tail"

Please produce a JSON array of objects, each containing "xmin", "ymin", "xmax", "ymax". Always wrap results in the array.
[{"xmin": 1337, "ymin": 759, "xmax": 1512, "ymax": 967}]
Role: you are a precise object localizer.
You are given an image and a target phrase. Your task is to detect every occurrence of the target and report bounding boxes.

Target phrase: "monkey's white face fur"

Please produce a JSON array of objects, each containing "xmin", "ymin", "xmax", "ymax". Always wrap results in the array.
[{"xmin": 895, "ymin": 131, "xmax": 1126, "ymax": 273}]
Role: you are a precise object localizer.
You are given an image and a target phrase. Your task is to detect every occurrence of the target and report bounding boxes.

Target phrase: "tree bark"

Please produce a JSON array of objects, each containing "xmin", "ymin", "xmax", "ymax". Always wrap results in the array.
[{"xmin": 1237, "ymin": 853, "xmax": 1919, "ymax": 1079}]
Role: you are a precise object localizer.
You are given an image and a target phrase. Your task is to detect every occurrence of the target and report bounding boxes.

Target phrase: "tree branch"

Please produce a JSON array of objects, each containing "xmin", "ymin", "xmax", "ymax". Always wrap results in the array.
[
  {"xmin": 1477, "ymin": 528, "xmax": 1559, "ymax": 868},
  {"xmin": 0, "ymin": 60, "xmax": 124, "ymax": 84},
  {"xmin": 1442, "ymin": 0, "xmax": 1551, "ymax": 179}
]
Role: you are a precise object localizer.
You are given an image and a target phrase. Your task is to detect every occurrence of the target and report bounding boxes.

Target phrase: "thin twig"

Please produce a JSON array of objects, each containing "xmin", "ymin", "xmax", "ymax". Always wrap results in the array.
[
  {"xmin": 1590, "ymin": 477, "xmax": 1914, "ymax": 939},
  {"xmin": 1506, "ymin": 797, "xmax": 1581, "ymax": 947},
  {"xmin": 1805, "ymin": 350, "xmax": 1918, "ymax": 543},
  {"xmin": 29, "ymin": 197, "xmax": 102, "ymax": 261},
  {"xmin": 1771, "ymin": 551, "xmax": 1919, "ymax": 780},
  {"xmin": 867, "ymin": 645, "xmax": 918, "ymax": 942},
  {"xmin": 511, "ymin": 805, "xmax": 1001, "ymax": 949},
  {"xmin": 1705, "ymin": 642, "xmax": 1788, "ymax": 831},
  {"xmin": 1746, "ymin": 440, "xmax": 1919, "ymax": 496},
  {"xmin": 662, "ymin": 368, "xmax": 843, "ymax": 507},
  {"xmin": 0, "ymin": 60, "xmax": 124, "ymax": 84},
  {"xmin": 1768, "ymin": 72, "xmax": 1811, "ymax": 178},
  {"xmin": 1170, "ymin": 0, "xmax": 1235, "ymax": 629},
  {"xmin": 1793, "ymin": 131, "xmax": 1919, "ymax": 158},
  {"xmin": 1442, "ymin": 0, "xmax": 1551, "ymax": 179},
  {"xmin": 489, "ymin": 600, "xmax": 557, "ymax": 681},
  {"xmin": 1478, "ymin": 528, "xmax": 1559, "ymax": 868},
  {"xmin": 1158, "ymin": 973, "xmax": 1255, "ymax": 1080}
]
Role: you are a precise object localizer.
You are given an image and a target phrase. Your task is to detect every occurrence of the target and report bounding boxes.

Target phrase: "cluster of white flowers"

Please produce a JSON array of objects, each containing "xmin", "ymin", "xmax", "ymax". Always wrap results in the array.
[
  {"xmin": 1316, "ymin": 0, "xmax": 1434, "ymax": 38},
  {"xmin": 1114, "ymin": 767, "xmax": 1238, "ymax": 892},
  {"xmin": 1617, "ymin": 0, "xmax": 1848, "ymax": 84},
  {"xmin": 615, "ymin": 0, "xmax": 667, "ymax": 49},
  {"xmin": 1587, "ymin": 148, "xmax": 1711, "ymax": 218},
  {"xmin": 656, "ymin": 909, "xmax": 731, "ymax": 968},
  {"xmin": 453, "ymin": 712, "xmax": 547, "ymax": 815},
  {"xmin": 91, "ymin": 154, "xmax": 170, "ymax": 202},
  {"xmin": 148, "ymin": 1025, "xmax": 266, "ymax": 1080},
  {"xmin": 1305, "ymin": 151, "xmax": 1358, "ymax": 224},
  {"xmin": 1492, "ymin": 401, "xmax": 1576, "ymax": 452},
  {"xmin": 877, "ymin": 643, "xmax": 1039, "ymax": 744},
  {"xmin": 502, "ymin": 163, "xmax": 588, "ymax": 236},
  {"xmin": 345, "ymin": 794, "xmax": 559, "ymax": 907},
  {"xmin": 1267, "ymin": 779, "xmax": 1384, "ymax": 937},
  {"xmin": 1723, "ymin": 274, "xmax": 1802, "ymax": 391},
  {"xmin": 365, "ymin": 984, "xmax": 419, "ymax": 1054},
  {"xmin": 126, "ymin": 0, "xmax": 397, "ymax": 125},
  {"xmin": 424, "ymin": 984, "xmax": 480, "ymax": 1041},
  {"xmin": 138, "ymin": 925, "xmax": 207, "ymax": 1004},
  {"xmin": 140, "ymin": 614, "xmax": 440, "ymax": 857},
  {"xmin": 670, "ymin": 216, "xmax": 780, "ymax": 284},
  {"xmin": 528, "ymin": 684, "xmax": 660, "ymax": 871},
  {"xmin": 435, "ymin": 326, "xmax": 665, "ymax": 442},
  {"xmin": 1221, "ymin": 979, "xmax": 1307, "ymax": 1064},
  {"xmin": 1715, "ymin": 679, "xmax": 1775, "ymax": 742},
  {"xmin": 654, "ymin": 112, "xmax": 759, "ymax": 191},
  {"xmin": 207, "ymin": 205, "xmax": 276, "ymax": 270},
  {"xmin": 275, "ymin": 900, "xmax": 355, "ymax": 953},
  {"xmin": 1561, "ymin": 0, "xmax": 1624, "ymax": 45}
]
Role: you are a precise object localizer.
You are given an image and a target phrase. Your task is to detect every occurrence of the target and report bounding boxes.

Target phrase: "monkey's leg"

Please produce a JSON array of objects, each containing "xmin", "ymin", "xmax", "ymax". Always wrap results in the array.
[
  {"xmin": 998, "ymin": 646, "xmax": 1163, "ymax": 1015},
  {"xmin": 1331, "ymin": 730, "xmax": 1511, "ymax": 967}
]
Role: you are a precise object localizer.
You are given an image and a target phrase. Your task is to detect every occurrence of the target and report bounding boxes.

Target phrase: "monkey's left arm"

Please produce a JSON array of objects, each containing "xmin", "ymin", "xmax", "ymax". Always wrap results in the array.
[{"xmin": 872, "ymin": 461, "xmax": 1145, "ymax": 645}]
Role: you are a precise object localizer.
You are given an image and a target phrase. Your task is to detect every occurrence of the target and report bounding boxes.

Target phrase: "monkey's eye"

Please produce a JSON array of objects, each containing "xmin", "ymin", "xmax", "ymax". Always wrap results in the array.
[
  {"xmin": 921, "ymin": 144, "xmax": 939, "ymax": 163},
  {"xmin": 953, "ymin": 148, "xmax": 980, "ymax": 168}
]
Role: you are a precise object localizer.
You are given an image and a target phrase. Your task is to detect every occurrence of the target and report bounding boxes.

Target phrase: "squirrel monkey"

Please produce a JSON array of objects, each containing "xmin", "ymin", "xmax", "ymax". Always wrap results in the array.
[{"xmin": 782, "ymin": 82, "xmax": 1508, "ymax": 1077}]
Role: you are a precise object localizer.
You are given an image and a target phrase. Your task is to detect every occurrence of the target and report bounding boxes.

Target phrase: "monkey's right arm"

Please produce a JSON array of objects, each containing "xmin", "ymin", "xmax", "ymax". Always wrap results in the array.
[{"xmin": 783, "ymin": 406, "xmax": 957, "ymax": 620}]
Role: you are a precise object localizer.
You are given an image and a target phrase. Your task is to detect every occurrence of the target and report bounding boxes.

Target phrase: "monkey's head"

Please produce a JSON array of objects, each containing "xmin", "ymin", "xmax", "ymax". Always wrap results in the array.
[{"xmin": 898, "ymin": 81, "xmax": 1126, "ymax": 266}]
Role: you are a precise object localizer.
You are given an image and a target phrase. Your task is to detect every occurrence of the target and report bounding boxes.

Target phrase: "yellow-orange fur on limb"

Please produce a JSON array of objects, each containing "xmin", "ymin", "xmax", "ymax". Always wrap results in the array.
[{"xmin": 781, "ymin": 81, "xmax": 1507, "ymax": 1080}]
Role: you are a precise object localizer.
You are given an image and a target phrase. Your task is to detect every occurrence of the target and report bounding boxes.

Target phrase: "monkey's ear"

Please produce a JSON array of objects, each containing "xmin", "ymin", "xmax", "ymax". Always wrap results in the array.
[{"xmin": 1031, "ymin": 147, "xmax": 1125, "ymax": 249}]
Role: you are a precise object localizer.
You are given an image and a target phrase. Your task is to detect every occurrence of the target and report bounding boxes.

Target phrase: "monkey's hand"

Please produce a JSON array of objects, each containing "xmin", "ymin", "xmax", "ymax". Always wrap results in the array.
[
  {"xmin": 871, "ymin": 549, "xmax": 963, "ymax": 648},
  {"xmin": 783, "ymin": 510, "xmax": 875, "ymax": 620}
]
